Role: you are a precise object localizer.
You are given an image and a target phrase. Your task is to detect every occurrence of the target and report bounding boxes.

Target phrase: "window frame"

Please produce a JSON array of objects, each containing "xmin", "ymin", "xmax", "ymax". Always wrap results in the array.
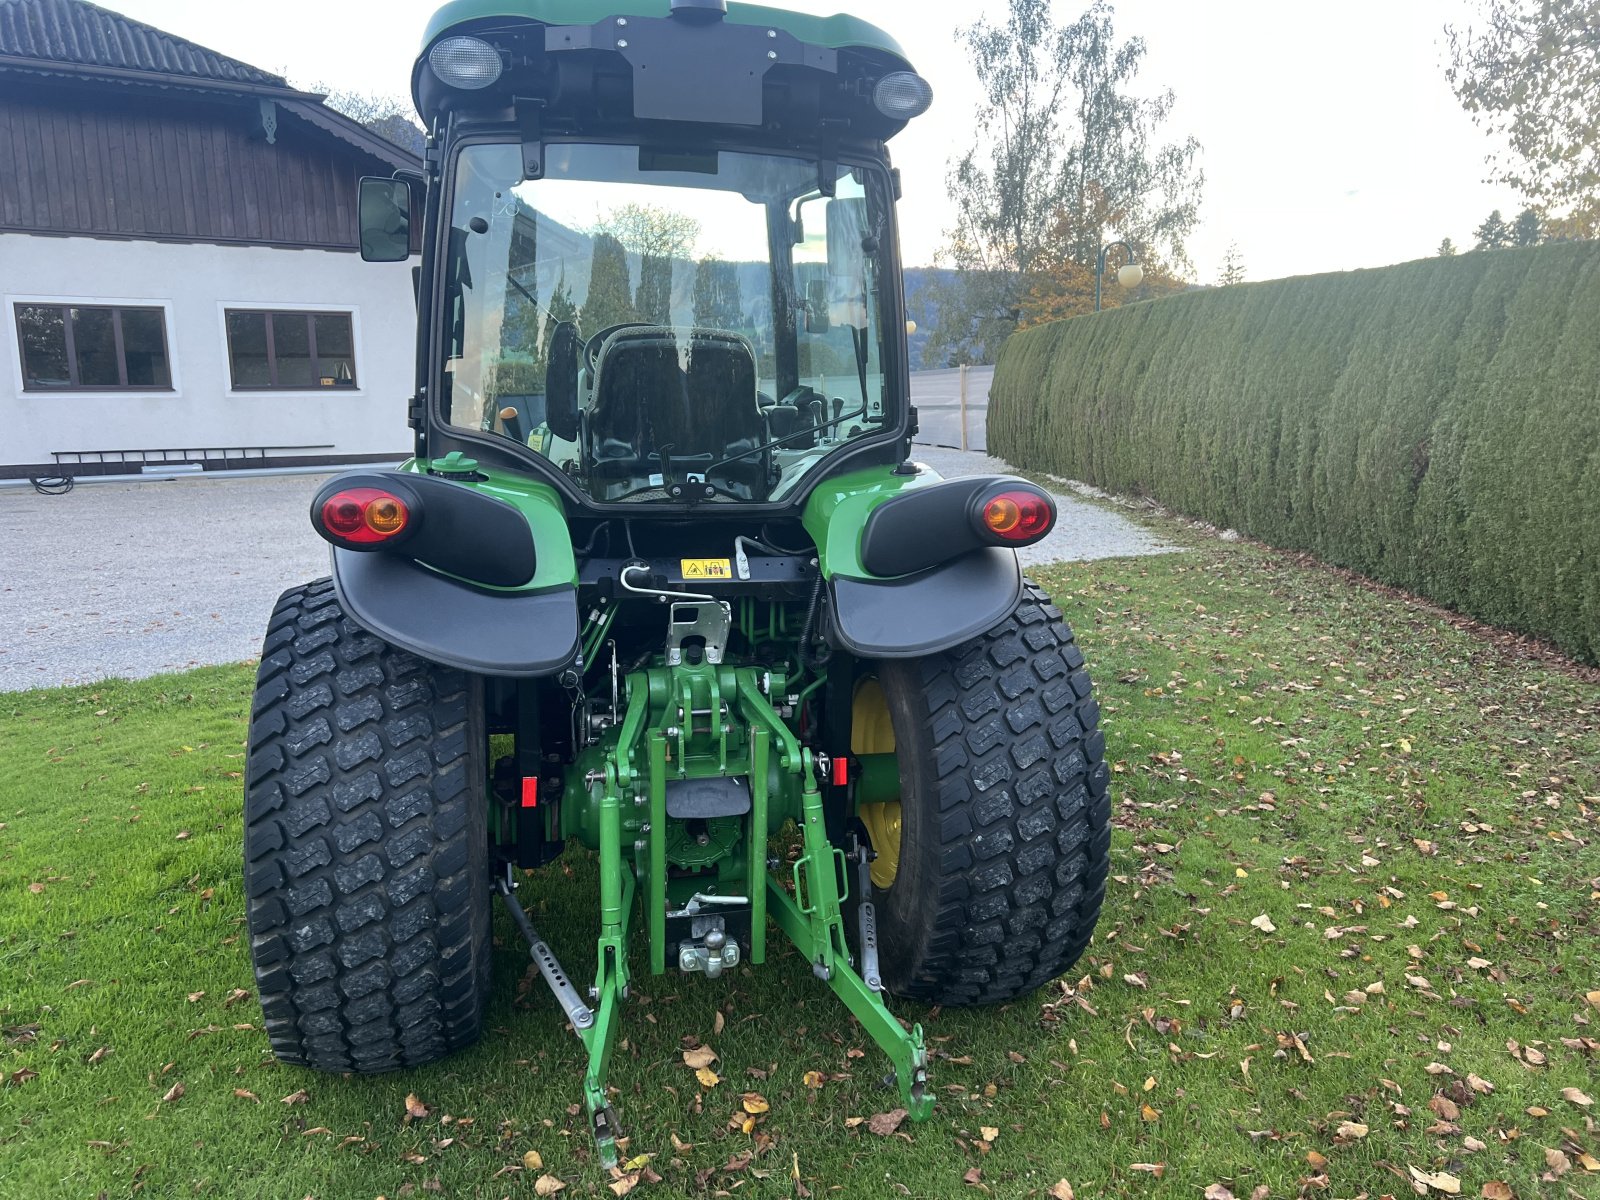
[
  {"xmin": 222, "ymin": 307, "xmax": 361, "ymax": 393},
  {"xmin": 11, "ymin": 300, "xmax": 175, "ymax": 393}
]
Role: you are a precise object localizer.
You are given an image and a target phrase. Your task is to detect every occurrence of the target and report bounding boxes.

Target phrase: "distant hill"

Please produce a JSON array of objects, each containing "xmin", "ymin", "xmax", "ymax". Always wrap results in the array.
[{"xmin": 904, "ymin": 267, "xmax": 960, "ymax": 370}]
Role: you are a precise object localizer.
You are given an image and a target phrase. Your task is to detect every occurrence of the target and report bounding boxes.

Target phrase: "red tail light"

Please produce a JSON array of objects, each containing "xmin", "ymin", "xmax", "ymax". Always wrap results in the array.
[
  {"xmin": 979, "ymin": 490, "xmax": 1054, "ymax": 543},
  {"xmin": 319, "ymin": 488, "xmax": 411, "ymax": 546}
]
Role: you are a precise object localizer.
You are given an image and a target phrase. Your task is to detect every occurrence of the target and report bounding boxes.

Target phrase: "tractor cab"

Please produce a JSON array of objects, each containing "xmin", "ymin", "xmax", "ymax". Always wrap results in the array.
[{"xmin": 362, "ymin": 0, "xmax": 931, "ymax": 510}]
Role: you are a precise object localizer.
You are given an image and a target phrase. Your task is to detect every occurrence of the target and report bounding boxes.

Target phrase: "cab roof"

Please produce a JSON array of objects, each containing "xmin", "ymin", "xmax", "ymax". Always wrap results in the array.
[{"xmin": 420, "ymin": 0, "xmax": 911, "ymax": 69}]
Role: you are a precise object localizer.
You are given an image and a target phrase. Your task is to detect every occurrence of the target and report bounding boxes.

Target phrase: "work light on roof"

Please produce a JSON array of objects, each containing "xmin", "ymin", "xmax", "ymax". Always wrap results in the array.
[
  {"xmin": 873, "ymin": 72, "xmax": 934, "ymax": 120},
  {"xmin": 429, "ymin": 36, "xmax": 503, "ymax": 90}
]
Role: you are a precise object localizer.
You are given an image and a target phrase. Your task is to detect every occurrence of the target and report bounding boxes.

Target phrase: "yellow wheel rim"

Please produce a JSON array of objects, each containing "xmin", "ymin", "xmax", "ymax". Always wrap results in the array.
[{"xmin": 851, "ymin": 678, "xmax": 901, "ymax": 890}]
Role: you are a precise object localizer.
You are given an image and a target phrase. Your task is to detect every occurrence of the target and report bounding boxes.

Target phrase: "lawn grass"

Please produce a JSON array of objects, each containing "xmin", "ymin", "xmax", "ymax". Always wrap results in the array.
[{"xmin": 2, "ymin": 536, "xmax": 1597, "ymax": 1200}]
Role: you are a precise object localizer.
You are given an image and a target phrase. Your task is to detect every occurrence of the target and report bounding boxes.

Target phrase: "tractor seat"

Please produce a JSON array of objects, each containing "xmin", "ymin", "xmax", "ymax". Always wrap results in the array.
[{"xmin": 586, "ymin": 327, "xmax": 768, "ymax": 500}]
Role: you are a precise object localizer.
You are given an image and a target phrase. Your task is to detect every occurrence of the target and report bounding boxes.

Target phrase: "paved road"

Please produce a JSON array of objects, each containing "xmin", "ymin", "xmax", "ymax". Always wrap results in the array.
[
  {"xmin": 0, "ymin": 451, "xmax": 1173, "ymax": 692},
  {"xmin": 911, "ymin": 366, "xmax": 993, "ymax": 452}
]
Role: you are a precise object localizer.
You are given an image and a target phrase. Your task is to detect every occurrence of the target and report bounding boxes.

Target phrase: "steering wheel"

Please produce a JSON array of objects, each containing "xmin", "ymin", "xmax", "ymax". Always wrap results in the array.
[{"xmin": 583, "ymin": 322, "xmax": 660, "ymax": 374}]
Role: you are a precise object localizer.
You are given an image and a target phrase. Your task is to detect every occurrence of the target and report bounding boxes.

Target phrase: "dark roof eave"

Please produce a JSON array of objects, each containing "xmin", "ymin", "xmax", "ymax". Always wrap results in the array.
[
  {"xmin": 0, "ymin": 51, "xmax": 322, "ymax": 99},
  {"xmin": 0, "ymin": 55, "xmax": 421, "ymax": 173},
  {"xmin": 278, "ymin": 99, "xmax": 422, "ymax": 174}
]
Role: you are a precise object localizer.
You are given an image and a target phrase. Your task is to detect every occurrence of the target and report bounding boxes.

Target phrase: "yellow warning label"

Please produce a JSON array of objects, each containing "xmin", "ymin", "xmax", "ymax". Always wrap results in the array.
[{"xmin": 681, "ymin": 558, "xmax": 734, "ymax": 581}]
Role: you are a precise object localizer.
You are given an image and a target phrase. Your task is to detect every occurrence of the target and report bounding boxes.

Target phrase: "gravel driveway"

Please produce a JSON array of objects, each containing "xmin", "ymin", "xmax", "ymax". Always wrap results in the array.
[{"xmin": 0, "ymin": 453, "xmax": 1173, "ymax": 692}]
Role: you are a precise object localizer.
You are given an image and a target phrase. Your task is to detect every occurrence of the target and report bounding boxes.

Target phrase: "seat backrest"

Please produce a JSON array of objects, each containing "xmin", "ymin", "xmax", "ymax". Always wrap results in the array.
[{"xmin": 588, "ymin": 328, "xmax": 764, "ymax": 472}]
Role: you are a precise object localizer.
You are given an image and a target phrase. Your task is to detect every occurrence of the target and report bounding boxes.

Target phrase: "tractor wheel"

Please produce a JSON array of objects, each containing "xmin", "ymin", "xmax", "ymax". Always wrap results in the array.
[
  {"xmin": 856, "ymin": 581, "xmax": 1111, "ymax": 1006},
  {"xmin": 244, "ymin": 579, "xmax": 493, "ymax": 1073}
]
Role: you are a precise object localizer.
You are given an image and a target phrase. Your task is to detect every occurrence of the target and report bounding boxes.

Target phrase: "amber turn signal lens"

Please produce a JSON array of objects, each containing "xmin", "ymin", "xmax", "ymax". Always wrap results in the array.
[
  {"xmin": 980, "ymin": 490, "xmax": 1054, "ymax": 542},
  {"xmin": 364, "ymin": 497, "xmax": 408, "ymax": 535},
  {"xmin": 319, "ymin": 488, "xmax": 411, "ymax": 546}
]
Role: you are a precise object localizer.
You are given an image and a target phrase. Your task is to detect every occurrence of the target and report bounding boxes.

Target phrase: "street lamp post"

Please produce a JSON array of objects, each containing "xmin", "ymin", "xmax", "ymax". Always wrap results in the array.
[{"xmin": 1095, "ymin": 240, "xmax": 1144, "ymax": 312}]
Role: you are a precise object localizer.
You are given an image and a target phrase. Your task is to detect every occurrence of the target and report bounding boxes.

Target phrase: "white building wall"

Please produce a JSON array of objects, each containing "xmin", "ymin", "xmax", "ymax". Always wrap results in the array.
[{"xmin": 0, "ymin": 234, "xmax": 417, "ymax": 470}]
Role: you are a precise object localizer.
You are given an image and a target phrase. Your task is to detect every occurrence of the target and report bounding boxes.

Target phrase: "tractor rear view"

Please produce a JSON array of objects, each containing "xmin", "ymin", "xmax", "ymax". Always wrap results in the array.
[{"xmin": 244, "ymin": 0, "xmax": 1110, "ymax": 1164}]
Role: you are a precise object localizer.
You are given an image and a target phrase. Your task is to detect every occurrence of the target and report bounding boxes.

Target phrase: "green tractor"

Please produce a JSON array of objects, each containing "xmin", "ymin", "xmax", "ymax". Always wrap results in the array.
[{"xmin": 245, "ymin": 0, "xmax": 1109, "ymax": 1164}]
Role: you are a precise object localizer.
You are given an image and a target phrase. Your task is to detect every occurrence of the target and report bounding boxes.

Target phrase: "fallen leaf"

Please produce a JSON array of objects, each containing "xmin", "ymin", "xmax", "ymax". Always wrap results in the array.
[
  {"xmin": 175, "ymin": 831, "xmax": 191, "ymax": 841},
  {"xmin": 233, "ymin": 1088, "xmax": 260, "ymax": 1103},
  {"xmin": 7, "ymin": 1068, "xmax": 39, "ymax": 1087},
  {"xmin": 522, "ymin": 1150, "xmax": 543, "ymax": 1170},
  {"xmin": 695, "ymin": 1067, "xmax": 720, "ymax": 1088},
  {"xmin": 1250, "ymin": 914, "xmax": 1276, "ymax": 934},
  {"xmin": 962, "ymin": 1167, "xmax": 983, "ymax": 1187},
  {"xmin": 801, "ymin": 1070, "xmax": 824, "ymax": 1089},
  {"xmin": 1429, "ymin": 1094, "xmax": 1461, "ymax": 1121},
  {"xmin": 534, "ymin": 1175, "xmax": 566, "ymax": 1196},
  {"xmin": 1409, "ymin": 1166, "xmax": 1462, "ymax": 1194},
  {"xmin": 742, "ymin": 1093, "xmax": 769, "ymax": 1114},
  {"xmin": 1048, "ymin": 1183, "xmax": 1075, "ymax": 1200},
  {"xmin": 1561, "ymin": 1087, "xmax": 1593, "ymax": 1107},
  {"xmin": 281, "ymin": 1089, "xmax": 309, "ymax": 1105},
  {"xmin": 1544, "ymin": 1147, "xmax": 1570, "ymax": 1176},
  {"xmin": 1336, "ymin": 1120, "xmax": 1369, "ymax": 1139},
  {"xmin": 1204, "ymin": 1187, "xmax": 1236, "ymax": 1200},
  {"xmin": 404, "ymin": 1093, "xmax": 431, "ymax": 1122},
  {"xmin": 1129, "ymin": 1163, "xmax": 1166, "ymax": 1178},
  {"xmin": 713, "ymin": 1011, "xmax": 726, "ymax": 1036},
  {"xmin": 866, "ymin": 1109, "xmax": 907, "ymax": 1136},
  {"xmin": 1480, "ymin": 1183, "xmax": 1512, "ymax": 1200},
  {"xmin": 683, "ymin": 1046, "xmax": 718, "ymax": 1070},
  {"xmin": 980, "ymin": 1126, "xmax": 1000, "ymax": 1142},
  {"xmin": 608, "ymin": 1173, "xmax": 640, "ymax": 1197},
  {"xmin": 161, "ymin": 1082, "xmax": 185, "ymax": 1103}
]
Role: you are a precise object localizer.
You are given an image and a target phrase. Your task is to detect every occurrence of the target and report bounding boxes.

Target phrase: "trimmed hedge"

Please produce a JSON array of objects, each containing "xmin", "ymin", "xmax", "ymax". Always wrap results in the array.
[{"xmin": 990, "ymin": 243, "xmax": 1600, "ymax": 662}]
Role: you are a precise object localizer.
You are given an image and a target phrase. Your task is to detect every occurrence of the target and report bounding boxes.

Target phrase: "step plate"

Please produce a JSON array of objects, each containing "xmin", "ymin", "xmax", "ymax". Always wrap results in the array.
[{"xmin": 665, "ymin": 776, "xmax": 752, "ymax": 819}]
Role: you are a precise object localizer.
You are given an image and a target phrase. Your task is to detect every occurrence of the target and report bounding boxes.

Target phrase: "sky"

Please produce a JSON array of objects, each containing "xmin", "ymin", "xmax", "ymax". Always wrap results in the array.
[{"xmin": 104, "ymin": 0, "xmax": 1526, "ymax": 282}]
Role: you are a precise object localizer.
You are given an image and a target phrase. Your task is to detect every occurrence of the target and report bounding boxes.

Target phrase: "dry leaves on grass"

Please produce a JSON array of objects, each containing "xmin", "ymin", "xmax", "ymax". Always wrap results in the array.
[
  {"xmin": 280, "ymin": 1089, "xmax": 309, "ymax": 1105},
  {"xmin": 1408, "ymin": 1166, "xmax": 1462, "ymax": 1194},
  {"xmin": 866, "ymin": 1108, "xmax": 907, "ymax": 1136},
  {"xmin": 534, "ymin": 1174, "xmax": 566, "ymax": 1196},
  {"xmin": 1249, "ymin": 914, "xmax": 1276, "ymax": 934},
  {"xmin": 403, "ymin": 1093, "xmax": 431, "ymax": 1124},
  {"xmin": 1561, "ymin": 1087, "xmax": 1593, "ymax": 1107},
  {"xmin": 160, "ymin": 1082, "xmax": 185, "ymax": 1103},
  {"xmin": 1048, "ymin": 1182, "xmax": 1075, "ymax": 1200},
  {"xmin": 682, "ymin": 1046, "xmax": 717, "ymax": 1070}
]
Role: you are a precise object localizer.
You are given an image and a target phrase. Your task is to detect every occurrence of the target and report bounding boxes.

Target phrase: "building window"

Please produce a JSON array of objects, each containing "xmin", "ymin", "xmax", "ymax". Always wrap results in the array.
[
  {"xmin": 225, "ymin": 310, "xmax": 358, "ymax": 391},
  {"xmin": 14, "ymin": 304, "xmax": 172, "ymax": 391}
]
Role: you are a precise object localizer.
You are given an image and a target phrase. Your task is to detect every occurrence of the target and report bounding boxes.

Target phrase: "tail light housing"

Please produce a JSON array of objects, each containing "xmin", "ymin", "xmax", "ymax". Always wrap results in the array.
[
  {"xmin": 314, "ymin": 485, "xmax": 419, "ymax": 549},
  {"xmin": 972, "ymin": 486, "xmax": 1056, "ymax": 547}
]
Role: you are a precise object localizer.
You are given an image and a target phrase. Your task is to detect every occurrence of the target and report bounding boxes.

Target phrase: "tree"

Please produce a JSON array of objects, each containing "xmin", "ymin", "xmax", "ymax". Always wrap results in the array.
[
  {"xmin": 594, "ymin": 205, "xmax": 701, "ymax": 325},
  {"xmin": 1217, "ymin": 242, "xmax": 1246, "ymax": 286},
  {"xmin": 1512, "ymin": 207, "xmax": 1545, "ymax": 246},
  {"xmin": 1437, "ymin": 237, "xmax": 1459, "ymax": 256},
  {"xmin": 928, "ymin": 0, "xmax": 1203, "ymax": 364},
  {"xmin": 692, "ymin": 257, "xmax": 745, "ymax": 329},
  {"xmin": 1446, "ymin": 1, "xmax": 1600, "ymax": 218},
  {"xmin": 319, "ymin": 88, "xmax": 426, "ymax": 156},
  {"xmin": 1474, "ymin": 209, "xmax": 1513, "ymax": 249},
  {"xmin": 580, "ymin": 233, "xmax": 637, "ymax": 335}
]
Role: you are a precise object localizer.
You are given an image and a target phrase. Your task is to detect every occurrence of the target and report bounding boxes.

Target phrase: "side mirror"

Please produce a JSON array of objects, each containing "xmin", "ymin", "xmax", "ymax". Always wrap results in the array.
[
  {"xmin": 805, "ymin": 277, "xmax": 830, "ymax": 334},
  {"xmin": 544, "ymin": 321, "xmax": 582, "ymax": 443},
  {"xmin": 825, "ymin": 198, "xmax": 870, "ymax": 288},
  {"xmin": 359, "ymin": 177, "xmax": 412, "ymax": 263},
  {"xmin": 825, "ymin": 198, "xmax": 871, "ymax": 327}
]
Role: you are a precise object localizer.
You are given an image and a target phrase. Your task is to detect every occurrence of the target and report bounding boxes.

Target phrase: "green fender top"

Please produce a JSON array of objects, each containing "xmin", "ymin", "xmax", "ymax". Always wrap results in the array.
[{"xmin": 419, "ymin": 0, "xmax": 911, "ymax": 67}]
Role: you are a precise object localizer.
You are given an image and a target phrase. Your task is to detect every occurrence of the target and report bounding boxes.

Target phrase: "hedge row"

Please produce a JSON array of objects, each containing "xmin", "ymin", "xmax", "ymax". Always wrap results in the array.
[{"xmin": 989, "ymin": 242, "xmax": 1600, "ymax": 662}]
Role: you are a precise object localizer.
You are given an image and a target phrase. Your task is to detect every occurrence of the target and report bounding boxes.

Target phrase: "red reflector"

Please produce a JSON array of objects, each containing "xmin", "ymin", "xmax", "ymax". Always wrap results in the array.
[
  {"xmin": 521, "ymin": 777, "xmax": 539, "ymax": 809},
  {"xmin": 319, "ymin": 487, "xmax": 410, "ymax": 546},
  {"xmin": 981, "ymin": 490, "xmax": 1054, "ymax": 543},
  {"xmin": 831, "ymin": 756, "xmax": 850, "ymax": 787}
]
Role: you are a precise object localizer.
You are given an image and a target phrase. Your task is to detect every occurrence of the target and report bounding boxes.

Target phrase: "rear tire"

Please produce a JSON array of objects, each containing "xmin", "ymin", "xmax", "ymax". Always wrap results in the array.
[
  {"xmin": 244, "ymin": 578, "xmax": 492, "ymax": 1073},
  {"xmin": 871, "ymin": 581, "xmax": 1111, "ymax": 1005}
]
